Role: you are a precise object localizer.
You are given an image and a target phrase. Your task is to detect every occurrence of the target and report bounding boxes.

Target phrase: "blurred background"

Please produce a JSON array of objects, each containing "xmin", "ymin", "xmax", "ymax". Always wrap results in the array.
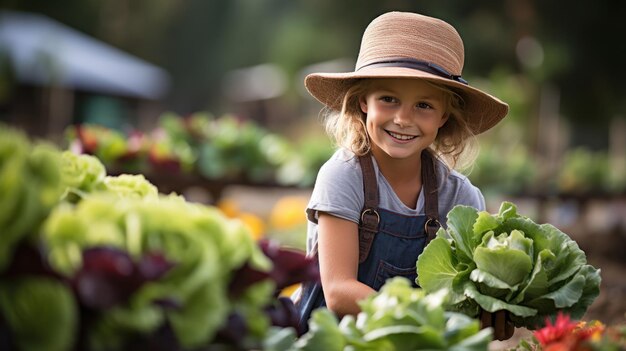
[{"xmin": 1, "ymin": 0, "xmax": 624, "ymax": 331}]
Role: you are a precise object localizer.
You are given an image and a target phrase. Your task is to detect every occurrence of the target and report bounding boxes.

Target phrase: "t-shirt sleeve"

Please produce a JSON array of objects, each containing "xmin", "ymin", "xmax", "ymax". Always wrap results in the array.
[
  {"xmin": 453, "ymin": 178, "xmax": 486, "ymax": 211},
  {"xmin": 306, "ymin": 154, "xmax": 363, "ymax": 224},
  {"xmin": 436, "ymin": 161, "xmax": 487, "ymax": 227}
]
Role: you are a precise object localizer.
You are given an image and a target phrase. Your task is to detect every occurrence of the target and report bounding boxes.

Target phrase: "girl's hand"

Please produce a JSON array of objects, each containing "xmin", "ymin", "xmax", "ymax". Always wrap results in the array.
[{"xmin": 480, "ymin": 309, "xmax": 515, "ymax": 341}]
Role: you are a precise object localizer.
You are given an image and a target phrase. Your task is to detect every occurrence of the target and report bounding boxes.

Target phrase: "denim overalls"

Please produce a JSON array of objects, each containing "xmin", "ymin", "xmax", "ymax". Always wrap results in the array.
[{"xmin": 296, "ymin": 150, "xmax": 441, "ymax": 332}]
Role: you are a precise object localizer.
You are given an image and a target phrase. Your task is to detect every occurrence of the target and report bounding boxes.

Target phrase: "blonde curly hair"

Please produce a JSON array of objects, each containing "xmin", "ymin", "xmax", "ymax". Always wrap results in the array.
[{"xmin": 322, "ymin": 78, "xmax": 478, "ymax": 171}]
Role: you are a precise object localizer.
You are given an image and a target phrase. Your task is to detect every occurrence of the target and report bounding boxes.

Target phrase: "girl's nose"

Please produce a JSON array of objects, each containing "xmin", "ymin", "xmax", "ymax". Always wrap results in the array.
[{"xmin": 393, "ymin": 106, "xmax": 413, "ymax": 128}]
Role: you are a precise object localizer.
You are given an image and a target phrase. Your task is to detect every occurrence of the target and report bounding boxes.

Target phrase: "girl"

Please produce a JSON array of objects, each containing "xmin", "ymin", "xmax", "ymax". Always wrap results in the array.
[{"xmin": 295, "ymin": 11, "xmax": 513, "ymax": 340}]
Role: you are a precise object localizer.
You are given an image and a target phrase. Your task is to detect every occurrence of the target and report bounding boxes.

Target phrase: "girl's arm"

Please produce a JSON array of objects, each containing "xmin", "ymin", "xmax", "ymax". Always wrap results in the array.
[{"xmin": 317, "ymin": 212, "xmax": 376, "ymax": 317}]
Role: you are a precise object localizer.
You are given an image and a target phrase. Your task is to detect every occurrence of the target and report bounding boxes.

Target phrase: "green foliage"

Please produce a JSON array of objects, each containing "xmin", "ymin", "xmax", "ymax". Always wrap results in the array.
[
  {"xmin": 469, "ymin": 133, "xmax": 625, "ymax": 196},
  {"xmin": 465, "ymin": 71, "xmax": 538, "ymax": 196},
  {"xmin": 65, "ymin": 125, "xmax": 129, "ymax": 165},
  {"xmin": 0, "ymin": 124, "xmax": 64, "ymax": 272},
  {"xmin": 65, "ymin": 114, "xmax": 335, "ymax": 187},
  {"xmin": 60, "ymin": 151, "xmax": 160, "ymax": 203},
  {"xmin": 468, "ymin": 144, "xmax": 536, "ymax": 196},
  {"xmin": 60, "ymin": 151, "xmax": 106, "ymax": 196},
  {"xmin": 101, "ymin": 174, "xmax": 159, "ymax": 200},
  {"xmin": 289, "ymin": 278, "xmax": 493, "ymax": 350},
  {"xmin": 557, "ymin": 147, "xmax": 617, "ymax": 193},
  {"xmin": 197, "ymin": 114, "xmax": 276, "ymax": 182},
  {"xmin": 0, "ymin": 277, "xmax": 78, "ymax": 351},
  {"xmin": 276, "ymin": 135, "xmax": 335, "ymax": 187},
  {"xmin": 417, "ymin": 202, "xmax": 601, "ymax": 329}
]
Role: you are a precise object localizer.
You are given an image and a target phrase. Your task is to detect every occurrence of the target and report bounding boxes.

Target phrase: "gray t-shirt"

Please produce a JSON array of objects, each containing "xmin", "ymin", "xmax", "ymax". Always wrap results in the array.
[{"xmin": 305, "ymin": 148, "xmax": 485, "ymax": 253}]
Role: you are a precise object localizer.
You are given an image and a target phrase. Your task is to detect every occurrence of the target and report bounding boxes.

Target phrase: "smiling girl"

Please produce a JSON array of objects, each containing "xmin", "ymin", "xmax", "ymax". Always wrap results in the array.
[{"xmin": 294, "ymin": 11, "xmax": 512, "ymax": 340}]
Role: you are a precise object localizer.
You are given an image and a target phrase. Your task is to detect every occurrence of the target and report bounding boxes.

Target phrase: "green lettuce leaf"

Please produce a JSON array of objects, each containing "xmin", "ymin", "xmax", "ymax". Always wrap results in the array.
[
  {"xmin": 445, "ymin": 206, "xmax": 481, "ymax": 262},
  {"xmin": 417, "ymin": 236, "xmax": 468, "ymax": 306},
  {"xmin": 463, "ymin": 282, "xmax": 537, "ymax": 317},
  {"xmin": 294, "ymin": 309, "xmax": 345, "ymax": 351},
  {"xmin": 0, "ymin": 277, "xmax": 77, "ymax": 351}
]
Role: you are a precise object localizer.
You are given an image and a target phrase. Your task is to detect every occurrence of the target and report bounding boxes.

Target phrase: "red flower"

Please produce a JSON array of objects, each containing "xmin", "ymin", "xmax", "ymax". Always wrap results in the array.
[
  {"xmin": 533, "ymin": 313, "xmax": 608, "ymax": 351},
  {"xmin": 544, "ymin": 341, "xmax": 574, "ymax": 351},
  {"xmin": 534, "ymin": 313, "xmax": 578, "ymax": 346}
]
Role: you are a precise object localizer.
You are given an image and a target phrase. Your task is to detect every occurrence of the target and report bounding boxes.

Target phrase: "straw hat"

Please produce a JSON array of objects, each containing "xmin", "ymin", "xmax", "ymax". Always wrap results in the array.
[{"xmin": 304, "ymin": 11, "xmax": 508, "ymax": 135}]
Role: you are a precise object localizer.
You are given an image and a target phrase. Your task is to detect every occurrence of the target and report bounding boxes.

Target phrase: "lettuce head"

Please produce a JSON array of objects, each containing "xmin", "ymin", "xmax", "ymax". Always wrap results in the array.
[{"xmin": 417, "ymin": 202, "xmax": 601, "ymax": 329}]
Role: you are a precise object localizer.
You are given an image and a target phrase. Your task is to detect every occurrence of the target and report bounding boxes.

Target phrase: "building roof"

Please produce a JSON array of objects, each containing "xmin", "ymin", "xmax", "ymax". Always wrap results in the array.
[{"xmin": 0, "ymin": 10, "xmax": 170, "ymax": 100}]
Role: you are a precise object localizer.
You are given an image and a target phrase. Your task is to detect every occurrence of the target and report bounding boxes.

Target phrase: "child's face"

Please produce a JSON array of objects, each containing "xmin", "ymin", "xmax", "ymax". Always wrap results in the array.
[{"xmin": 359, "ymin": 78, "xmax": 449, "ymax": 161}]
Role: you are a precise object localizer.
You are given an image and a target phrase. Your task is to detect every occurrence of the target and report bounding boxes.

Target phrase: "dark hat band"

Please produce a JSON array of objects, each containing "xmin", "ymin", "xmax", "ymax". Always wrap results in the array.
[{"xmin": 357, "ymin": 58, "xmax": 468, "ymax": 85}]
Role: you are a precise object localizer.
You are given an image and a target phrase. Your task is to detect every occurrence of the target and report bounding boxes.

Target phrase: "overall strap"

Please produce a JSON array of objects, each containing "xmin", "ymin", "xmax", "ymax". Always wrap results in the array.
[
  {"xmin": 305, "ymin": 154, "xmax": 380, "ymax": 261},
  {"xmin": 357, "ymin": 150, "xmax": 441, "ymax": 262},
  {"xmin": 421, "ymin": 150, "xmax": 441, "ymax": 243},
  {"xmin": 357, "ymin": 154, "xmax": 379, "ymax": 263}
]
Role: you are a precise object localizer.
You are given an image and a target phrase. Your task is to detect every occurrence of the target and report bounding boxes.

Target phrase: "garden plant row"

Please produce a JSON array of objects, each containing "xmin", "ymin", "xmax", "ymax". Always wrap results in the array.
[{"xmin": 66, "ymin": 112, "xmax": 626, "ymax": 198}]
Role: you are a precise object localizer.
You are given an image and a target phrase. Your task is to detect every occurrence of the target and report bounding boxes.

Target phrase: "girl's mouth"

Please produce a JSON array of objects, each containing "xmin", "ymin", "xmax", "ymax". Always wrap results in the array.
[{"xmin": 386, "ymin": 130, "xmax": 417, "ymax": 141}]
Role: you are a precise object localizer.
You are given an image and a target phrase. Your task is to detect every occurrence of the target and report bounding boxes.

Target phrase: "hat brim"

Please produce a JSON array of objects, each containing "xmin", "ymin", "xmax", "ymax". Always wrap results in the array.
[{"xmin": 304, "ymin": 66, "xmax": 508, "ymax": 135}]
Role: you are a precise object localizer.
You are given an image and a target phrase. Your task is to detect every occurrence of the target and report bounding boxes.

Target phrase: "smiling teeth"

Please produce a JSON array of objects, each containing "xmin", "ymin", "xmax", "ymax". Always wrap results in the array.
[{"xmin": 388, "ymin": 131, "xmax": 416, "ymax": 140}]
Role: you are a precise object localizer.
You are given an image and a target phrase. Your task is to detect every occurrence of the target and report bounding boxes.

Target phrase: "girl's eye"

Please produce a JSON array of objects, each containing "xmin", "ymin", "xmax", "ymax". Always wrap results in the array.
[
  {"xmin": 417, "ymin": 102, "xmax": 433, "ymax": 109},
  {"xmin": 379, "ymin": 96, "xmax": 396, "ymax": 103}
]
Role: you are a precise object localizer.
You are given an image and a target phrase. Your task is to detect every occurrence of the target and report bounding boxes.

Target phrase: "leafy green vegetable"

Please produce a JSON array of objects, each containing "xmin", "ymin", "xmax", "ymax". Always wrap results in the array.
[
  {"xmin": 292, "ymin": 278, "xmax": 493, "ymax": 350},
  {"xmin": 0, "ymin": 277, "xmax": 78, "ymax": 351},
  {"xmin": 417, "ymin": 202, "xmax": 601, "ymax": 329},
  {"xmin": 60, "ymin": 150, "xmax": 106, "ymax": 194},
  {"xmin": 61, "ymin": 151, "xmax": 161, "ymax": 203},
  {"xmin": 0, "ymin": 125, "xmax": 63, "ymax": 271},
  {"xmin": 197, "ymin": 115, "xmax": 279, "ymax": 182},
  {"xmin": 42, "ymin": 193, "xmax": 272, "ymax": 349},
  {"xmin": 101, "ymin": 174, "xmax": 158, "ymax": 199},
  {"xmin": 294, "ymin": 309, "xmax": 345, "ymax": 351}
]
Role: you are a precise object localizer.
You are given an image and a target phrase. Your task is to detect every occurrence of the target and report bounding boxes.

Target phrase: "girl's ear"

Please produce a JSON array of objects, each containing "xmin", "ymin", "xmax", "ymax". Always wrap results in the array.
[
  {"xmin": 439, "ymin": 112, "xmax": 450, "ymax": 128},
  {"xmin": 359, "ymin": 95, "xmax": 368, "ymax": 114}
]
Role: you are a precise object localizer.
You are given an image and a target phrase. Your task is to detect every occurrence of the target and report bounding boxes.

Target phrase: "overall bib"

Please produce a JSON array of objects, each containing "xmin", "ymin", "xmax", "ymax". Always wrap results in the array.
[{"xmin": 296, "ymin": 150, "xmax": 441, "ymax": 332}]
